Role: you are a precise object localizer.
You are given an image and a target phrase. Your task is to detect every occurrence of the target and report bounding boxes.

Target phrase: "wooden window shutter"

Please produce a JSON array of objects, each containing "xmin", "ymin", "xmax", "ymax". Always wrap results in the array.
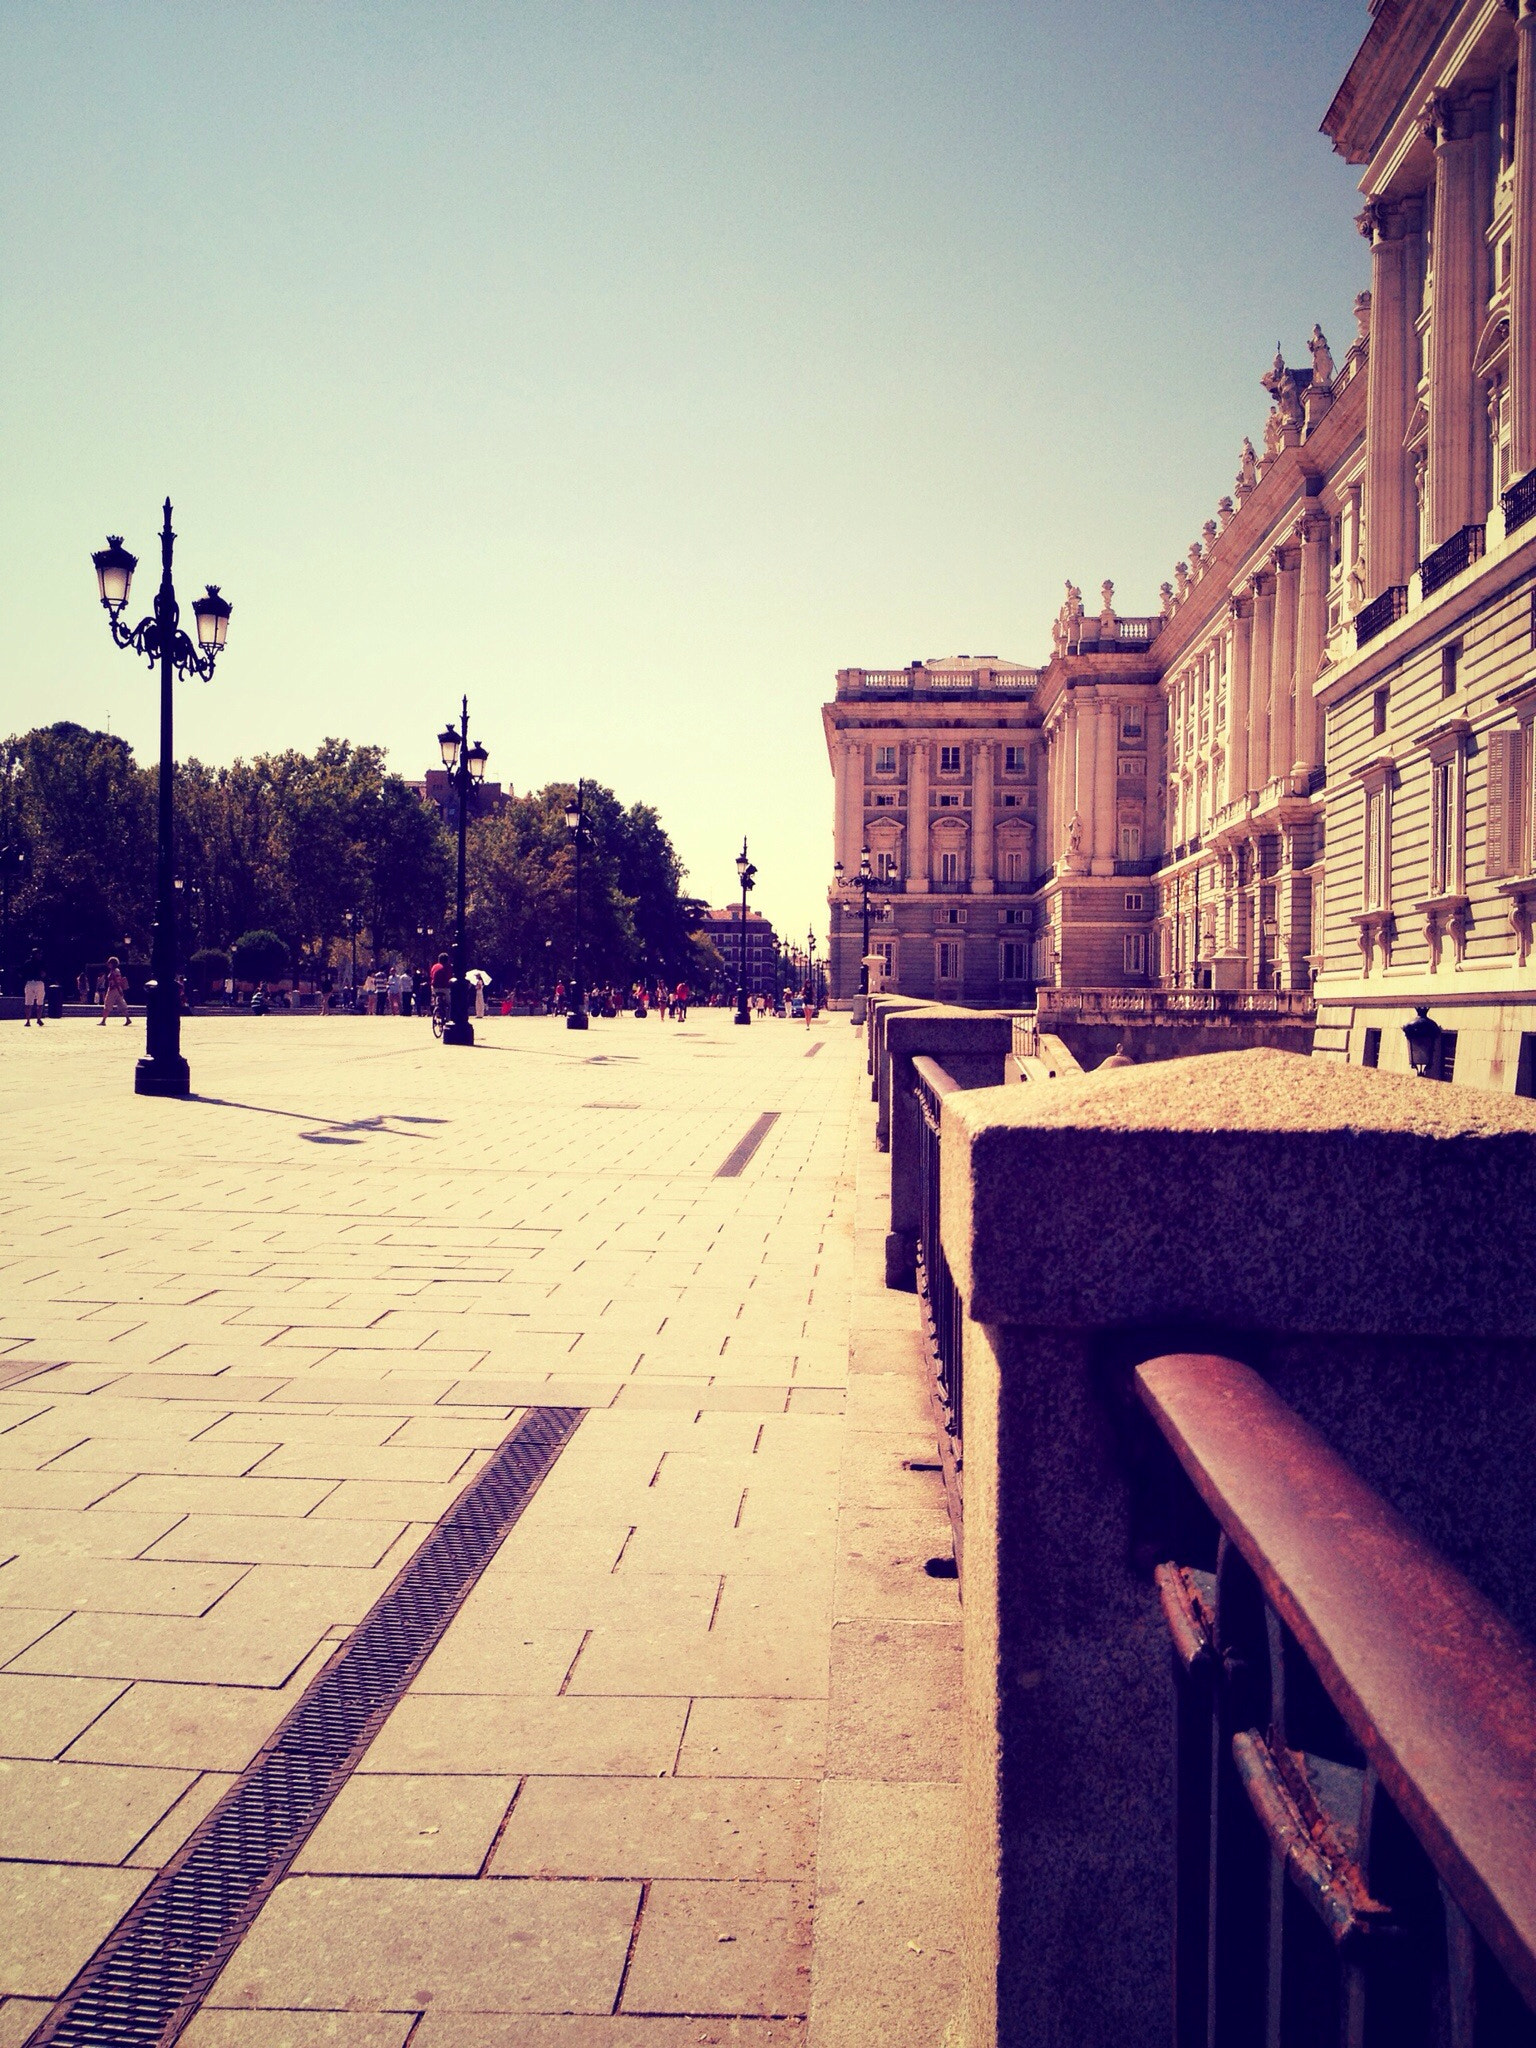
[{"xmin": 1487, "ymin": 730, "xmax": 1516, "ymax": 877}]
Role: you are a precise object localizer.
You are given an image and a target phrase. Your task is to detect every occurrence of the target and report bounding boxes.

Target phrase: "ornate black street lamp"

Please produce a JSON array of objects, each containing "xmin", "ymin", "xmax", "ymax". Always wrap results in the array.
[
  {"xmin": 564, "ymin": 783, "xmax": 587, "ymax": 1030},
  {"xmin": 435, "ymin": 697, "xmax": 488, "ymax": 1047},
  {"xmin": 734, "ymin": 838, "xmax": 757, "ymax": 1025},
  {"xmin": 807, "ymin": 927, "xmax": 819, "ymax": 1011},
  {"xmin": 92, "ymin": 503, "xmax": 230, "ymax": 1096},
  {"xmin": 834, "ymin": 842, "xmax": 886, "ymax": 1014}
]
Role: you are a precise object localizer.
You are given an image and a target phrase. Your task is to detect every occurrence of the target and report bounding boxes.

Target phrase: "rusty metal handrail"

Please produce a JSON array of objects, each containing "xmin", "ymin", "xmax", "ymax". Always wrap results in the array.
[{"xmin": 1137, "ymin": 1351, "xmax": 1536, "ymax": 2037}]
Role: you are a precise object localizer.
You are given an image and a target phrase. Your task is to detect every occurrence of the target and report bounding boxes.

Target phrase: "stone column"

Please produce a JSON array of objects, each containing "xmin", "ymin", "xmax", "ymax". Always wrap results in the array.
[
  {"xmin": 1513, "ymin": 0, "xmax": 1536, "ymax": 477},
  {"xmin": 832, "ymin": 740, "xmax": 849, "ymax": 873},
  {"xmin": 1294, "ymin": 514, "xmax": 1330, "ymax": 780},
  {"xmin": 1249, "ymin": 571, "xmax": 1275, "ymax": 795},
  {"xmin": 1429, "ymin": 90, "xmax": 1495, "ymax": 545},
  {"xmin": 1077, "ymin": 697, "xmax": 1097, "ymax": 863},
  {"xmin": 1362, "ymin": 196, "xmax": 1425, "ymax": 594},
  {"xmin": 1093, "ymin": 701, "xmax": 1117, "ymax": 871},
  {"xmin": 973, "ymin": 740, "xmax": 995, "ymax": 892},
  {"xmin": 1226, "ymin": 595, "xmax": 1253, "ymax": 807},
  {"xmin": 1268, "ymin": 545, "xmax": 1299, "ymax": 788},
  {"xmin": 840, "ymin": 740, "xmax": 864, "ymax": 876},
  {"xmin": 908, "ymin": 738, "xmax": 930, "ymax": 892}
]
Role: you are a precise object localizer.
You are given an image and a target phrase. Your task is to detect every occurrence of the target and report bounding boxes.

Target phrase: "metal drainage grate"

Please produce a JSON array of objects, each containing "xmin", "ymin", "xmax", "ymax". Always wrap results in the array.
[
  {"xmin": 714, "ymin": 1110, "xmax": 780, "ymax": 1178},
  {"xmin": 27, "ymin": 1404, "xmax": 584, "ymax": 2048}
]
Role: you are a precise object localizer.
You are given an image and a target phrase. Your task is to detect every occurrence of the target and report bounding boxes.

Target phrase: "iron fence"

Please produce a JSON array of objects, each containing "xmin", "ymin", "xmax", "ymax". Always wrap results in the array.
[
  {"xmin": 1356, "ymin": 584, "xmax": 1409, "ymax": 647},
  {"xmin": 1137, "ymin": 1352, "xmax": 1536, "ymax": 2048}
]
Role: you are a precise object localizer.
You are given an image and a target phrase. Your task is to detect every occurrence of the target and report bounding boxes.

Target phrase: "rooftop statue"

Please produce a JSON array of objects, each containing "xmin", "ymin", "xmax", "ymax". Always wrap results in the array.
[
  {"xmin": 1159, "ymin": 581, "xmax": 1174, "ymax": 616},
  {"xmin": 1263, "ymin": 405, "xmax": 1286, "ymax": 459},
  {"xmin": 1308, "ymin": 324, "xmax": 1334, "ymax": 389},
  {"xmin": 1354, "ymin": 290, "xmax": 1372, "ymax": 342},
  {"xmin": 1236, "ymin": 437, "xmax": 1258, "ymax": 492},
  {"xmin": 1099, "ymin": 579, "xmax": 1115, "ymax": 620}
]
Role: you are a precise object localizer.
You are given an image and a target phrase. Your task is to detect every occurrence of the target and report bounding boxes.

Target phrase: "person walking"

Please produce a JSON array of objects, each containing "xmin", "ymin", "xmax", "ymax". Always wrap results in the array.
[
  {"xmin": 673, "ymin": 980, "xmax": 689, "ymax": 1022},
  {"xmin": 75, "ymin": 970, "xmax": 90, "ymax": 1008},
  {"xmin": 101, "ymin": 956, "xmax": 130, "ymax": 1025},
  {"xmin": 22, "ymin": 954, "xmax": 45, "ymax": 1027}
]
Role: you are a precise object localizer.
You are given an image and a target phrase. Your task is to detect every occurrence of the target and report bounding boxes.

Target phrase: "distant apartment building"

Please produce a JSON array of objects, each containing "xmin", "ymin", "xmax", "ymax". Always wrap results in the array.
[
  {"xmin": 824, "ymin": 0, "xmax": 1536, "ymax": 1098},
  {"xmin": 698, "ymin": 906, "xmax": 778, "ymax": 997},
  {"xmin": 407, "ymin": 768, "xmax": 510, "ymax": 829}
]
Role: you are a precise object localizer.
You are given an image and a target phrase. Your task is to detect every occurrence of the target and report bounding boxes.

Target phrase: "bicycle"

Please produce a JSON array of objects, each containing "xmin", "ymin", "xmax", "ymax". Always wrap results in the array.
[{"xmin": 430, "ymin": 987, "xmax": 449, "ymax": 1039}]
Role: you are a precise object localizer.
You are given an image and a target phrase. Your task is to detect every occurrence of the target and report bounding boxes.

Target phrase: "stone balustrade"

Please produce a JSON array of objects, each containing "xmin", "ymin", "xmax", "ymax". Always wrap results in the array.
[{"xmin": 890, "ymin": 1049, "xmax": 1536, "ymax": 2047}]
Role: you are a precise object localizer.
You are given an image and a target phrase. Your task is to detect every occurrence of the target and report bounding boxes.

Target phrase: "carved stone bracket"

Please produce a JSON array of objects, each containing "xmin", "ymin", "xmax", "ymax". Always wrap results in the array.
[
  {"xmin": 1498, "ymin": 879, "xmax": 1536, "ymax": 965},
  {"xmin": 1353, "ymin": 909, "xmax": 1396, "ymax": 974},
  {"xmin": 1416, "ymin": 894, "xmax": 1471, "ymax": 970}
]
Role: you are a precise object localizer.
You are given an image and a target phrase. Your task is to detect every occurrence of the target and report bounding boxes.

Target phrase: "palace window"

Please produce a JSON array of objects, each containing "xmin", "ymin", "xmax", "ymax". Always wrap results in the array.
[
  {"xmin": 1373, "ymin": 688, "xmax": 1390, "ymax": 737},
  {"xmin": 875, "ymin": 745, "xmax": 898, "ymax": 774},
  {"xmin": 937, "ymin": 793, "xmax": 961, "ymax": 807},
  {"xmin": 1002, "ymin": 793, "xmax": 1020, "ymax": 807},
  {"xmin": 1003, "ymin": 908, "xmax": 1026, "ymax": 925},
  {"xmin": 1428, "ymin": 748, "xmax": 1466, "ymax": 897},
  {"xmin": 1124, "ymin": 932, "xmax": 1148, "ymax": 975},
  {"xmin": 1442, "ymin": 643, "xmax": 1460, "ymax": 698},
  {"xmin": 941, "ymin": 907, "xmax": 965, "ymax": 926},
  {"xmin": 1001, "ymin": 941, "xmax": 1027, "ymax": 981},
  {"xmin": 1486, "ymin": 723, "xmax": 1534, "ymax": 878},
  {"xmin": 939, "ymin": 851, "xmax": 961, "ymax": 883},
  {"xmin": 937, "ymin": 941, "xmax": 961, "ymax": 980},
  {"xmin": 1120, "ymin": 707, "xmax": 1144, "ymax": 742},
  {"xmin": 873, "ymin": 793, "xmax": 896, "ymax": 806},
  {"xmin": 939, "ymin": 746, "xmax": 963, "ymax": 773},
  {"xmin": 1120, "ymin": 822, "xmax": 1142, "ymax": 861},
  {"xmin": 873, "ymin": 941, "xmax": 894, "ymax": 973},
  {"xmin": 1361, "ymin": 1028, "xmax": 1382, "ymax": 1069},
  {"xmin": 876, "ymin": 849, "xmax": 900, "ymax": 881},
  {"xmin": 1124, "ymin": 891, "xmax": 1145, "ymax": 912},
  {"xmin": 1004, "ymin": 746, "xmax": 1028, "ymax": 773},
  {"xmin": 1004, "ymin": 850, "xmax": 1026, "ymax": 882},
  {"xmin": 1364, "ymin": 783, "xmax": 1391, "ymax": 910}
]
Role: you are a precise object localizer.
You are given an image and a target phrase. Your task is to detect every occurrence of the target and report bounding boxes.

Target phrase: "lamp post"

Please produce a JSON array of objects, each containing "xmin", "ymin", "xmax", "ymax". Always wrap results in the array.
[
  {"xmin": 92, "ymin": 503, "xmax": 230, "ymax": 1096},
  {"xmin": 1403, "ymin": 1004, "xmax": 1443, "ymax": 1079},
  {"xmin": 435, "ymin": 697, "xmax": 488, "ymax": 1047},
  {"xmin": 733, "ymin": 838, "xmax": 757, "ymax": 1025},
  {"xmin": 833, "ymin": 843, "xmax": 881, "ymax": 1017},
  {"xmin": 564, "ymin": 784, "xmax": 587, "ymax": 1029},
  {"xmin": 807, "ymin": 927, "xmax": 819, "ymax": 1014}
]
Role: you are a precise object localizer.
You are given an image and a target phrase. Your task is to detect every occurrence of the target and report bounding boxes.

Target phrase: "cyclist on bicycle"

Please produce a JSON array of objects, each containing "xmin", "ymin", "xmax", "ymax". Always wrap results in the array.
[{"xmin": 429, "ymin": 954, "xmax": 452, "ymax": 1029}]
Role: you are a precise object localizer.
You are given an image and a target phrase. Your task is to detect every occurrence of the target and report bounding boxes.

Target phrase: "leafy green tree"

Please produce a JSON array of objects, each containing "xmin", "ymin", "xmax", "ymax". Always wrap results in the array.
[
  {"xmin": 231, "ymin": 929, "xmax": 290, "ymax": 984},
  {"xmin": 0, "ymin": 723, "xmax": 154, "ymax": 980}
]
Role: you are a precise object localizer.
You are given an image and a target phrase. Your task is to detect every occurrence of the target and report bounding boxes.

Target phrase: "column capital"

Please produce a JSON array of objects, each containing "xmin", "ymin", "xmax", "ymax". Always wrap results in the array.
[
  {"xmin": 1229, "ymin": 591, "xmax": 1253, "ymax": 622},
  {"xmin": 1425, "ymin": 87, "xmax": 1493, "ymax": 146},
  {"xmin": 1298, "ymin": 507, "xmax": 1332, "ymax": 545},
  {"xmin": 1272, "ymin": 541, "xmax": 1302, "ymax": 574},
  {"xmin": 1358, "ymin": 193, "xmax": 1425, "ymax": 242}
]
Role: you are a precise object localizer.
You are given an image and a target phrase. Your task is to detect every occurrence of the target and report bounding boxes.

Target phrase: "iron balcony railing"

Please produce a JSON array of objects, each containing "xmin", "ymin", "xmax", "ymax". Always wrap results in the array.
[
  {"xmin": 1503, "ymin": 468, "xmax": 1536, "ymax": 538},
  {"xmin": 1419, "ymin": 523, "xmax": 1486, "ymax": 599},
  {"xmin": 1356, "ymin": 584, "xmax": 1409, "ymax": 647},
  {"xmin": 1138, "ymin": 1353, "xmax": 1536, "ymax": 2048},
  {"xmin": 913, "ymin": 1053, "xmax": 964, "ymax": 1572}
]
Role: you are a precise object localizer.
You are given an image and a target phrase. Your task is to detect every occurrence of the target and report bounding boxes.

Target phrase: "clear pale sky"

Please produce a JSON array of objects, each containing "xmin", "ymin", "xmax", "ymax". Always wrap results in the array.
[{"xmin": 1, "ymin": 2, "xmax": 1368, "ymax": 946}]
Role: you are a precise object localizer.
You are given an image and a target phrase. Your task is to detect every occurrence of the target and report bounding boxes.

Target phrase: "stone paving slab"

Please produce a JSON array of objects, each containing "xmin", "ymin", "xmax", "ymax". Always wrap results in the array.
[{"xmin": 0, "ymin": 1012, "xmax": 957, "ymax": 2041}]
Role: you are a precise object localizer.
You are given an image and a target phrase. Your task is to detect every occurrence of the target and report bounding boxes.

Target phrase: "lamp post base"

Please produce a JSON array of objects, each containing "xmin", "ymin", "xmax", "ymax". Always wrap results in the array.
[
  {"xmin": 733, "ymin": 1008, "xmax": 751, "ymax": 1025},
  {"xmin": 565, "ymin": 1012, "xmax": 589, "ymax": 1030},
  {"xmin": 134, "ymin": 1055, "xmax": 190, "ymax": 1098},
  {"xmin": 442, "ymin": 1020, "xmax": 475, "ymax": 1047}
]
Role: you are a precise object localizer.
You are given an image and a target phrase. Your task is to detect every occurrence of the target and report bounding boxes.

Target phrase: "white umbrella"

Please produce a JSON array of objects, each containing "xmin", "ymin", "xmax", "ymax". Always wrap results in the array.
[{"xmin": 465, "ymin": 968, "xmax": 492, "ymax": 987}]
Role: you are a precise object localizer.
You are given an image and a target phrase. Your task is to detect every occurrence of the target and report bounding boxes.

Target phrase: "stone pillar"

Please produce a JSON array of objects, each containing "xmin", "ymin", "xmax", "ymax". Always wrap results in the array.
[
  {"xmin": 1513, "ymin": 0, "xmax": 1536, "ymax": 478},
  {"xmin": 1249, "ymin": 572, "xmax": 1275, "ymax": 795},
  {"xmin": 1294, "ymin": 514, "xmax": 1330, "ymax": 780},
  {"xmin": 1093, "ymin": 701, "xmax": 1117, "ymax": 872},
  {"xmin": 908, "ymin": 738, "xmax": 930, "ymax": 893},
  {"xmin": 1429, "ymin": 90, "xmax": 1495, "ymax": 546},
  {"xmin": 1077, "ymin": 698, "xmax": 1098, "ymax": 863},
  {"xmin": 832, "ymin": 740, "xmax": 849, "ymax": 874},
  {"xmin": 840, "ymin": 740, "xmax": 864, "ymax": 876},
  {"xmin": 973, "ymin": 740, "xmax": 995, "ymax": 893},
  {"xmin": 1226, "ymin": 596, "xmax": 1252, "ymax": 807},
  {"xmin": 1269, "ymin": 546, "xmax": 1299, "ymax": 790},
  {"xmin": 1362, "ymin": 196, "xmax": 1425, "ymax": 594}
]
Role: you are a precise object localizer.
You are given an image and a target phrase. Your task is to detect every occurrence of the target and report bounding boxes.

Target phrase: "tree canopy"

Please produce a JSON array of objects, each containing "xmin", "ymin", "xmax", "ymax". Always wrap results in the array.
[{"xmin": 1, "ymin": 724, "xmax": 709, "ymax": 994}]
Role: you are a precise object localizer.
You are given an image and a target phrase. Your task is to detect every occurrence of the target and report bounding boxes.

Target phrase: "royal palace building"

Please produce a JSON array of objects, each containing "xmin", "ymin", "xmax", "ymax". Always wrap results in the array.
[{"xmin": 825, "ymin": 0, "xmax": 1536, "ymax": 1096}]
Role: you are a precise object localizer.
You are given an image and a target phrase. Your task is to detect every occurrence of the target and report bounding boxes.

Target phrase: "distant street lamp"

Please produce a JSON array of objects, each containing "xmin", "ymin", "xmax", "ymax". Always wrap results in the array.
[
  {"xmin": 834, "ymin": 843, "xmax": 885, "ymax": 1017},
  {"xmin": 807, "ymin": 928, "xmax": 819, "ymax": 1011},
  {"xmin": 564, "ymin": 784, "xmax": 588, "ymax": 1030},
  {"xmin": 92, "ymin": 503, "xmax": 230, "ymax": 1096},
  {"xmin": 734, "ymin": 838, "xmax": 757, "ymax": 1025},
  {"xmin": 1403, "ymin": 1004, "xmax": 1443, "ymax": 1079},
  {"xmin": 435, "ymin": 697, "xmax": 488, "ymax": 1047}
]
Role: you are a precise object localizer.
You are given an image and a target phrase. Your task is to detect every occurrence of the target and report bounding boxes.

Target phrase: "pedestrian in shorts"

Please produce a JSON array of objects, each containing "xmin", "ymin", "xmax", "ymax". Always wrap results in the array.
[
  {"xmin": 22, "ymin": 954, "xmax": 45, "ymax": 1027},
  {"xmin": 101, "ymin": 957, "xmax": 130, "ymax": 1025}
]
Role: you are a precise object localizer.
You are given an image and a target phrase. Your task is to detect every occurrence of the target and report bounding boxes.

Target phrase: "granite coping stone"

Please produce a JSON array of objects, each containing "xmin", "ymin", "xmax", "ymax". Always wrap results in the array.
[{"xmin": 943, "ymin": 1047, "xmax": 1536, "ymax": 1339}]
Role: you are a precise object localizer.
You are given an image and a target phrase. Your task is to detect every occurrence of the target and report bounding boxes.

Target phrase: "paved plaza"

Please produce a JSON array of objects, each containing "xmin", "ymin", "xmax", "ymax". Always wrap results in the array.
[{"xmin": 0, "ymin": 1012, "xmax": 957, "ymax": 2048}]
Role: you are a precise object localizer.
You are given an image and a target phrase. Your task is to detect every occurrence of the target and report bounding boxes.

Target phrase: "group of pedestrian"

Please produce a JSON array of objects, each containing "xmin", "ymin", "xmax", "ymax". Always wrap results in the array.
[{"xmin": 20, "ymin": 954, "xmax": 130, "ymax": 1027}]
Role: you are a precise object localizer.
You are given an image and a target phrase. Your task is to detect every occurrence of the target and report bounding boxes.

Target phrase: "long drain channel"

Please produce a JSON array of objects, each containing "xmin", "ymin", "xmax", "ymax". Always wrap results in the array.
[
  {"xmin": 27, "ymin": 1404, "xmax": 584, "ymax": 2048},
  {"xmin": 714, "ymin": 1110, "xmax": 779, "ymax": 1178}
]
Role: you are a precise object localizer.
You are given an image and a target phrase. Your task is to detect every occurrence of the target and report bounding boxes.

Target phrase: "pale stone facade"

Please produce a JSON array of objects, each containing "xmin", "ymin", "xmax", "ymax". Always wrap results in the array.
[{"xmin": 823, "ymin": 0, "xmax": 1536, "ymax": 1098}]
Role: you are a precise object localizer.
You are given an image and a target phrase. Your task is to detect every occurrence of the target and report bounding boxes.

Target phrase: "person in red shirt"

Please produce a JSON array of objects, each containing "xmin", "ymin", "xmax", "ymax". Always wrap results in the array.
[
  {"xmin": 672, "ymin": 981, "xmax": 690, "ymax": 1022},
  {"xmin": 429, "ymin": 954, "xmax": 452, "ymax": 1027}
]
